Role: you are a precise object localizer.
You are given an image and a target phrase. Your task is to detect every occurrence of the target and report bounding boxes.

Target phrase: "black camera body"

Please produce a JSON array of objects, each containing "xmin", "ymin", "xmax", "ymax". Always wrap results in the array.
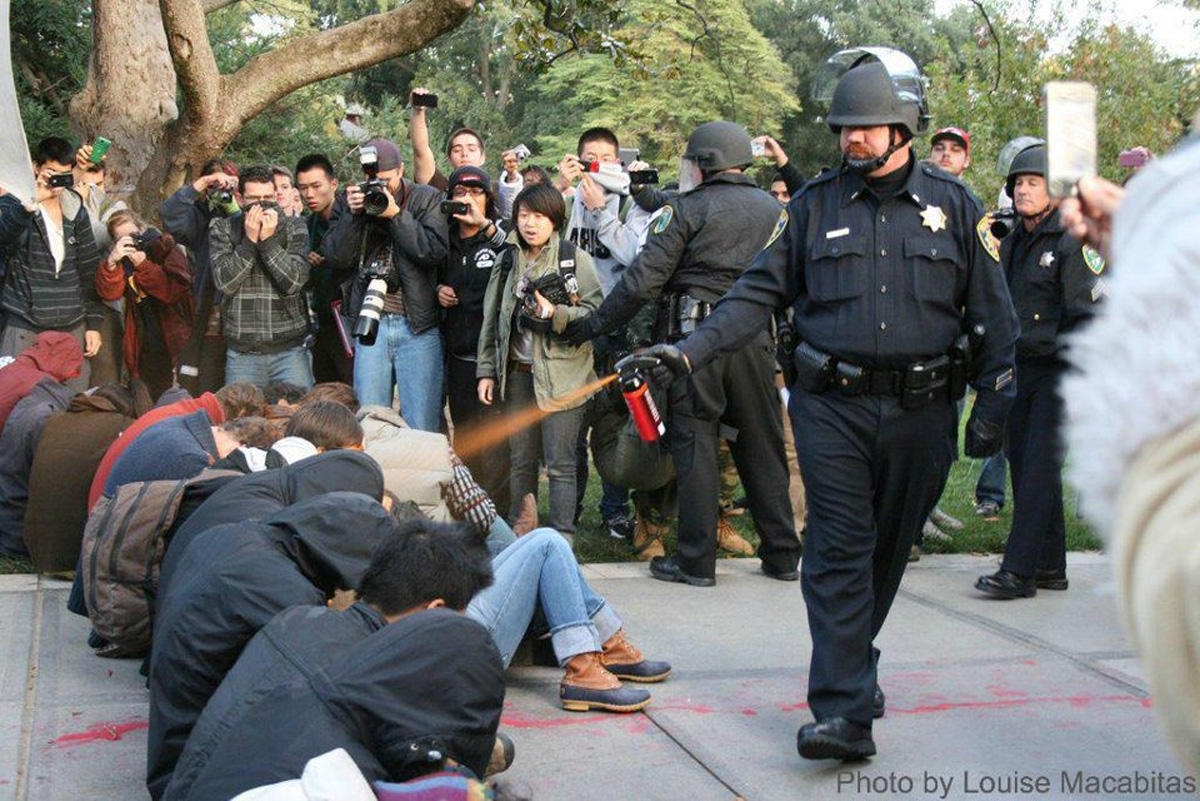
[
  {"xmin": 129, "ymin": 229, "xmax": 161, "ymax": 252},
  {"xmin": 358, "ymin": 179, "xmax": 390, "ymax": 216},
  {"xmin": 528, "ymin": 272, "xmax": 573, "ymax": 308},
  {"xmin": 441, "ymin": 200, "xmax": 469, "ymax": 216},
  {"xmin": 411, "ymin": 92, "xmax": 439, "ymax": 108},
  {"xmin": 46, "ymin": 172, "xmax": 74, "ymax": 189},
  {"xmin": 629, "ymin": 169, "xmax": 659, "ymax": 185}
]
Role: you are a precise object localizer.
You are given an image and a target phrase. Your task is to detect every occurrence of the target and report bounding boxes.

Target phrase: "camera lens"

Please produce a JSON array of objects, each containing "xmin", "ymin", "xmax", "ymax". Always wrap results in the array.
[{"xmin": 354, "ymin": 278, "xmax": 389, "ymax": 346}]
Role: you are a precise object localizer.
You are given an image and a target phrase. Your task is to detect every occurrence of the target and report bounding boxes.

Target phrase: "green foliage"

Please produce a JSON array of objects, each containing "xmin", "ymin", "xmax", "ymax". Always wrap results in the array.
[
  {"xmin": 12, "ymin": 0, "xmax": 90, "ymax": 145},
  {"xmin": 524, "ymin": 0, "xmax": 798, "ymax": 174}
]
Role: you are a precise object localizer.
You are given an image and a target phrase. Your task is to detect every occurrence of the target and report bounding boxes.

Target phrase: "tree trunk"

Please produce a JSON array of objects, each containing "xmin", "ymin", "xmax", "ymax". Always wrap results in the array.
[
  {"xmin": 68, "ymin": 0, "xmax": 179, "ymax": 212},
  {"xmin": 69, "ymin": 0, "xmax": 476, "ymax": 215}
]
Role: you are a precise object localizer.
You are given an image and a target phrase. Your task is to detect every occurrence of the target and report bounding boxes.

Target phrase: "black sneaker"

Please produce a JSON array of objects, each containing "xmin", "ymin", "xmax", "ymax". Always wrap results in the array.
[{"xmin": 603, "ymin": 512, "xmax": 635, "ymax": 540}]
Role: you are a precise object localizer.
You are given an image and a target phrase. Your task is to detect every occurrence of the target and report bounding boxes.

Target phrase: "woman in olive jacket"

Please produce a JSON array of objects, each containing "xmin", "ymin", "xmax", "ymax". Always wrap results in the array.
[{"xmin": 476, "ymin": 183, "xmax": 601, "ymax": 536}]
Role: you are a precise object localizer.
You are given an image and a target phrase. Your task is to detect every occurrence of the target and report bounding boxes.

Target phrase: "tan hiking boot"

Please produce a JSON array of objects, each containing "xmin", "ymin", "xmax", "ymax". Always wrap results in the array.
[
  {"xmin": 484, "ymin": 732, "xmax": 515, "ymax": 777},
  {"xmin": 631, "ymin": 513, "xmax": 666, "ymax": 561},
  {"xmin": 716, "ymin": 517, "xmax": 755, "ymax": 556},
  {"xmin": 601, "ymin": 630, "xmax": 672, "ymax": 683},
  {"xmin": 559, "ymin": 652, "xmax": 651, "ymax": 712},
  {"xmin": 512, "ymin": 492, "xmax": 538, "ymax": 535}
]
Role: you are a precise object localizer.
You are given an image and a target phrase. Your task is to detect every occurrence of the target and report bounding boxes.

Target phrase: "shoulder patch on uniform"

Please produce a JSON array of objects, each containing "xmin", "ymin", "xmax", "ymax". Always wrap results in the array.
[
  {"xmin": 976, "ymin": 217, "xmax": 1001, "ymax": 262},
  {"xmin": 1082, "ymin": 245, "xmax": 1106, "ymax": 275},
  {"xmin": 763, "ymin": 209, "xmax": 789, "ymax": 250},
  {"xmin": 650, "ymin": 205, "xmax": 674, "ymax": 235}
]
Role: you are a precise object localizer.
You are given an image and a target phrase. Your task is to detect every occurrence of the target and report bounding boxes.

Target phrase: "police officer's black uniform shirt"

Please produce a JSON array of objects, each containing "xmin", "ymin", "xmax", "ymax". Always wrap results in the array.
[
  {"xmin": 1001, "ymin": 208, "xmax": 1105, "ymax": 363},
  {"xmin": 584, "ymin": 172, "xmax": 783, "ymax": 336},
  {"xmin": 680, "ymin": 155, "xmax": 1019, "ymax": 414}
]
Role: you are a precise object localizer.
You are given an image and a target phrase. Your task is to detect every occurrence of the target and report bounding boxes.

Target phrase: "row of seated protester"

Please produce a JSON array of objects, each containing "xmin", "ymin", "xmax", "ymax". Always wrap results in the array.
[{"xmin": 0, "ymin": 337, "xmax": 670, "ymax": 799}]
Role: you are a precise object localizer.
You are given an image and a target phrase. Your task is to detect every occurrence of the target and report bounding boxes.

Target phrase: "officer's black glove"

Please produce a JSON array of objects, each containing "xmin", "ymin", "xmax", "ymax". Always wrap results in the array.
[
  {"xmin": 642, "ymin": 343, "xmax": 692, "ymax": 389},
  {"xmin": 964, "ymin": 410, "xmax": 1004, "ymax": 458},
  {"xmin": 563, "ymin": 316, "xmax": 598, "ymax": 348}
]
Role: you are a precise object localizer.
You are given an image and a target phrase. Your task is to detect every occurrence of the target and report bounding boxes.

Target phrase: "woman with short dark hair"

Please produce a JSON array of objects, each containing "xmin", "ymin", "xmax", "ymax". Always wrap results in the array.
[{"xmin": 476, "ymin": 182, "xmax": 601, "ymax": 537}]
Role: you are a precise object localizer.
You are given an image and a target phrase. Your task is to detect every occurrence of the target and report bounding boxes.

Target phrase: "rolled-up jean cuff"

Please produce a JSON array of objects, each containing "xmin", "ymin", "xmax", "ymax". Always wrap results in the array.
[
  {"xmin": 551, "ymin": 622, "xmax": 602, "ymax": 666},
  {"xmin": 590, "ymin": 603, "xmax": 622, "ymax": 646}
]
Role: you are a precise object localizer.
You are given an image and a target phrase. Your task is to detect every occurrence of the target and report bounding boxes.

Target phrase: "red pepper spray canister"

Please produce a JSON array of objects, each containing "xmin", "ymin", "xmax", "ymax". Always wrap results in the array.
[{"xmin": 616, "ymin": 354, "xmax": 666, "ymax": 442}]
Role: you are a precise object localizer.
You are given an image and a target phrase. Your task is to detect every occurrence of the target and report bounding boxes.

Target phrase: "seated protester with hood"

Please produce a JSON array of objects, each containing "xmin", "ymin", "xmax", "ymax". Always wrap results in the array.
[
  {"xmin": 322, "ymin": 137, "xmax": 448, "ymax": 433},
  {"xmin": 24, "ymin": 382, "xmax": 151, "ymax": 573},
  {"xmin": 147, "ymin": 491, "xmax": 398, "ymax": 800},
  {"xmin": 0, "ymin": 348, "xmax": 79, "ymax": 557},
  {"xmin": 95, "ymin": 210, "xmax": 194, "ymax": 400},
  {"xmin": 0, "ymin": 330, "xmax": 82, "ymax": 432},
  {"xmin": 88, "ymin": 381, "xmax": 265, "ymax": 510},
  {"xmin": 160, "ymin": 448, "xmax": 385, "ymax": 599},
  {"xmin": 437, "ymin": 165, "xmax": 512, "ymax": 517},
  {"xmin": 0, "ymin": 137, "xmax": 103, "ymax": 392},
  {"xmin": 163, "ymin": 519, "xmax": 500, "ymax": 801}
]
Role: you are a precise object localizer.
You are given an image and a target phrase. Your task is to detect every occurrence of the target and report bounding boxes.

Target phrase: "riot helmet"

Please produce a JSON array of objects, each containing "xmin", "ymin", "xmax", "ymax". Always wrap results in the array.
[
  {"xmin": 678, "ymin": 121, "xmax": 754, "ymax": 192},
  {"xmin": 1005, "ymin": 143, "xmax": 1047, "ymax": 199},
  {"xmin": 815, "ymin": 47, "xmax": 930, "ymax": 138}
]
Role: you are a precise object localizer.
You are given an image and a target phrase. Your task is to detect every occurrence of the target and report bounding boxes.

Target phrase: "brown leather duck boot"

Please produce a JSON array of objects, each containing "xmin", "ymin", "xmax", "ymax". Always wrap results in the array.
[
  {"xmin": 716, "ymin": 517, "xmax": 755, "ymax": 556},
  {"xmin": 631, "ymin": 512, "xmax": 666, "ymax": 561},
  {"xmin": 601, "ymin": 629, "xmax": 672, "ymax": 683},
  {"xmin": 559, "ymin": 652, "xmax": 651, "ymax": 713},
  {"xmin": 512, "ymin": 493, "xmax": 538, "ymax": 536}
]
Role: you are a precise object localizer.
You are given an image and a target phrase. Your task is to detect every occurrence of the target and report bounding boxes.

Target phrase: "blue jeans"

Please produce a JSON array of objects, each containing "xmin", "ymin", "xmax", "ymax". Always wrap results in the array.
[
  {"xmin": 467, "ymin": 528, "xmax": 621, "ymax": 667},
  {"xmin": 975, "ymin": 453, "xmax": 1008, "ymax": 507},
  {"xmin": 353, "ymin": 314, "xmax": 443, "ymax": 432},
  {"xmin": 225, "ymin": 345, "xmax": 313, "ymax": 389}
]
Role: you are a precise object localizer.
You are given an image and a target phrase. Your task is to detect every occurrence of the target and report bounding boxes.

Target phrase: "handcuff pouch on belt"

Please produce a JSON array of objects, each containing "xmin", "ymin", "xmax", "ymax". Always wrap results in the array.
[
  {"xmin": 659, "ymin": 292, "xmax": 712, "ymax": 342},
  {"xmin": 791, "ymin": 340, "xmax": 959, "ymax": 409}
]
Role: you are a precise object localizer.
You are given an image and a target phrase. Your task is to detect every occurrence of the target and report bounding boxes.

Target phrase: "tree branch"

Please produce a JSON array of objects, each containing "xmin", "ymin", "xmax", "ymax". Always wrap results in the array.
[
  {"xmin": 159, "ymin": 0, "xmax": 221, "ymax": 125},
  {"xmin": 202, "ymin": 0, "xmax": 240, "ymax": 12},
  {"xmin": 222, "ymin": 0, "xmax": 474, "ymax": 132}
]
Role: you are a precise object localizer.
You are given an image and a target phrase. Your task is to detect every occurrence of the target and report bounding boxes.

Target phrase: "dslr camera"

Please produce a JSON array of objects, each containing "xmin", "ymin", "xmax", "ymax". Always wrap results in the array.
[
  {"xmin": 128, "ymin": 228, "xmax": 161, "ymax": 252},
  {"xmin": 357, "ymin": 144, "xmax": 391, "ymax": 216},
  {"xmin": 46, "ymin": 171, "xmax": 74, "ymax": 189}
]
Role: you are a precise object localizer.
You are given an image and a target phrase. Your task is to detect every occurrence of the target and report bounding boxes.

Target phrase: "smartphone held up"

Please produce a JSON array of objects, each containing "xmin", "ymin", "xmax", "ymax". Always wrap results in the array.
[{"xmin": 1043, "ymin": 81, "xmax": 1097, "ymax": 198}]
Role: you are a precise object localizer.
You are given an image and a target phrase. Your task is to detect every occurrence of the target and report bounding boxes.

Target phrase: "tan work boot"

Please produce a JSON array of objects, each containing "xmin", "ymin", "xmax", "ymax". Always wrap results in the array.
[
  {"xmin": 716, "ymin": 517, "xmax": 755, "ymax": 556},
  {"xmin": 512, "ymin": 492, "xmax": 538, "ymax": 535},
  {"xmin": 484, "ymin": 731, "xmax": 515, "ymax": 777},
  {"xmin": 601, "ymin": 630, "xmax": 672, "ymax": 683},
  {"xmin": 631, "ymin": 512, "xmax": 666, "ymax": 561},
  {"xmin": 559, "ymin": 652, "xmax": 651, "ymax": 712}
]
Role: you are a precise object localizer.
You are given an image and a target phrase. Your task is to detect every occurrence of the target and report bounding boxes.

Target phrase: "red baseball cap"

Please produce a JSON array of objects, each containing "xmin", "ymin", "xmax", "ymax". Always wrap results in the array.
[{"xmin": 930, "ymin": 127, "xmax": 970, "ymax": 153}]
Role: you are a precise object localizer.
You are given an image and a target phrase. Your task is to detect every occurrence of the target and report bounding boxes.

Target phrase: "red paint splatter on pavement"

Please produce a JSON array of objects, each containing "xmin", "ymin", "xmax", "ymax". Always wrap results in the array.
[
  {"xmin": 740, "ymin": 708, "xmax": 758, "ymax": 717},
  {"xmin": 778, "ymin": 702, "xmax": 809, "ymax": 712},
  {"xmin": 49, "ymin": 719, "xmax": 148, "ymax": 747},
  {"xmin": 893, "ymin": 695, "xmax": 1148, "ymax": 715},
  {"xmin": 500, "ymin": 711, "xmax": 610, "ymax": 729},
  {"xmin": 654, "ymin": 702, "xmax": 715, "ymax": 715}
]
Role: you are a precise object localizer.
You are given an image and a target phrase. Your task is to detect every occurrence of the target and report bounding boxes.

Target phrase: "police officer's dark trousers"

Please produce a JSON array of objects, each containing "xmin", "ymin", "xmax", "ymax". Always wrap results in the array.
[
  {"xmin": 1000, "ymin": 359, "xmax": 1067, "ymax": 578},
  {"xmin": 667, "ymin": 330, "xmax": 800, "ymax": 580},
  {"xmin": 791, "ymin": 388, "xmax": 956, "ymax": 726}
]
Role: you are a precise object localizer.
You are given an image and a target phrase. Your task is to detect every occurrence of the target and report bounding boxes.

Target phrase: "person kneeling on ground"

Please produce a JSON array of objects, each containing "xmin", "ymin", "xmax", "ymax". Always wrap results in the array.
[
  {"xmin": 469, "ymin": 527, "xmax": 671, "ymax": 713},
  {"xmin": 163, "ymin": 519, "xmax": 501, "ymax": 801}
]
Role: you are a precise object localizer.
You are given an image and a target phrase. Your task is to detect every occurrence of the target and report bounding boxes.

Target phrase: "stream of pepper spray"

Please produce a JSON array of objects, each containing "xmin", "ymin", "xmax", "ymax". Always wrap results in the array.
[{"xmin": 452, "ymin": 373, "xmax": 619, "ymax": 460}]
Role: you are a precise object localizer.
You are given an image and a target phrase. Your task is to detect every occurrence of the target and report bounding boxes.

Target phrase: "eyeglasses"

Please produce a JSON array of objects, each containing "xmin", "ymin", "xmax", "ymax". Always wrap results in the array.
[{"xmin": 451, "ymin": 186, "xmax": 487, "ymax": 198}]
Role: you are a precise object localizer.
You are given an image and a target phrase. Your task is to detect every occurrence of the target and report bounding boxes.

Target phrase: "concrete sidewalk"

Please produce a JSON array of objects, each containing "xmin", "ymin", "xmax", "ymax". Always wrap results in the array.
[{"xmin": 1, "ymin": 553, "xmax": 1191, "ymax": 800}]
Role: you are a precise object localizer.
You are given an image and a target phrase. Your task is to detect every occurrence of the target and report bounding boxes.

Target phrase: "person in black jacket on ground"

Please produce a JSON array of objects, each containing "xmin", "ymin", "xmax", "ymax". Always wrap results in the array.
[{"xmin": 146, "ymin": 492, "xmax": 397, "ymax": 799}]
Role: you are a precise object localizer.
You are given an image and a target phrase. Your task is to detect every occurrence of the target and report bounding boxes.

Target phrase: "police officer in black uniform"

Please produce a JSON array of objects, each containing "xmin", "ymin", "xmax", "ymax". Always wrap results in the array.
[
  {"xmin": 565, "ymin": 121, "xmax": 802, "ymax": 587},
  {"xmin": 641, "ymin": 50, "xmax": 1019, "ymax": 759},
  {"xmin": 975, "ymin": 144, "xmax": 1105, "ymax": 599}
]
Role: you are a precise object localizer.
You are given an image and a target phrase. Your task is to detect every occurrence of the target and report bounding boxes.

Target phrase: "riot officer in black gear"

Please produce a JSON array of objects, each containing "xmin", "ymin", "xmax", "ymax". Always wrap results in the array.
[
  {"xmin": 644, "ymin": 49, "xmax": 1019, "ymax": 760},
  {"xmin": 565, "ymin": 120, "xmax": 802, "ymax": 588},
  {"xmin": 975, "ymin": 144, "xmax": 1106, "ymax": 599}
]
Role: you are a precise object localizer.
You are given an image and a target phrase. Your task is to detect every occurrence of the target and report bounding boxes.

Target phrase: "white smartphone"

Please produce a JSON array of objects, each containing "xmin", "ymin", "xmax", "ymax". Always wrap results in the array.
[{"xmin": 1043, "ymin": 81, "xmax": 1097, "ymax": 197}]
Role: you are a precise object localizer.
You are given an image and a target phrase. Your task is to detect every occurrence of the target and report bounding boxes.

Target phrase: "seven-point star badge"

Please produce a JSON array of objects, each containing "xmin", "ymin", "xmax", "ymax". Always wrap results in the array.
[{"xmin": 920, "ymin": 205, "xmax": 947, "ymax": 232}]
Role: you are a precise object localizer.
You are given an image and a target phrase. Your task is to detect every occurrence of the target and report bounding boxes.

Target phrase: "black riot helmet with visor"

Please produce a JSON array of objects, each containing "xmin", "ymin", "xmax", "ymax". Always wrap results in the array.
[
  {"xmin": 814, "ymin": 47, "xmax": 931, "ymax": 174},
  {"xmin": 678, "ymin": 121, "xmax": 754, "ymax": 193}
]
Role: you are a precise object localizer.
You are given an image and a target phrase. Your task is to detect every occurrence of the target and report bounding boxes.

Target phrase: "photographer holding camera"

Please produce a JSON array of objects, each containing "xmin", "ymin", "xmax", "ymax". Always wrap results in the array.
[
  {"xmin": 95, "ymin": 211, "xmax": 194, "ymax": 398},
  {"xmin": 0, "ymin": 137, "xmax": 103, "ymax": 392},
  {"xmin": 160, "ymin": 158, "xmax": 240, "ymax": 393},
  {"xmin": 323, "ymin": 138, "xmax": 449, "ymax": 432},
  {"xmin": 210, "ymin": 165, "xmax": 312, "ymax": 390}
]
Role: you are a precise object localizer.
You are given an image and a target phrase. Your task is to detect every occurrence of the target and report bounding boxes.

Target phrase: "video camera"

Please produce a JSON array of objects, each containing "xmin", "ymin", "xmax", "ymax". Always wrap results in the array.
[{"xmin": 988, "ymin": 208, "xmax": 1017, "ymax": 239}]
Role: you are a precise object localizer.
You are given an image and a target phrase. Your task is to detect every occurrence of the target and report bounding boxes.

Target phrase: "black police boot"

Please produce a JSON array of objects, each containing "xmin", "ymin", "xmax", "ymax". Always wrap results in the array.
[
  {"xmin": 1035, "ymin": 568, "xmax": 1069, "ymax": 591},
  {"xmin": 649, "ymin": 555, "xmax": 715, "ymax": 587},
  {"xmin": 797, "ymin": 717, "xmax": 876, "ymax": 760},
  {"xmin": 975, "ymin": 570, "xmax": 1037, "ymax": 599},
  {"xmin": 873, "ymin": 685, "xmax": 885, "ymax": 719}
]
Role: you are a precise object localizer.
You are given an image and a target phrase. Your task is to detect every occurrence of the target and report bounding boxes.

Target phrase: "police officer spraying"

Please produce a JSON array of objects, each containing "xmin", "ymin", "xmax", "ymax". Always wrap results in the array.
[
  {"xmin": 975, "ymin": 144, "xmax": 1106, "ymax": 599},
  {"xmin": 566, "ymin": 121, "xmax": 802, "ymax": 588},
  {"xmin": 639, "ymin": 49, "xmax": 1019, "ymax": 760}
]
